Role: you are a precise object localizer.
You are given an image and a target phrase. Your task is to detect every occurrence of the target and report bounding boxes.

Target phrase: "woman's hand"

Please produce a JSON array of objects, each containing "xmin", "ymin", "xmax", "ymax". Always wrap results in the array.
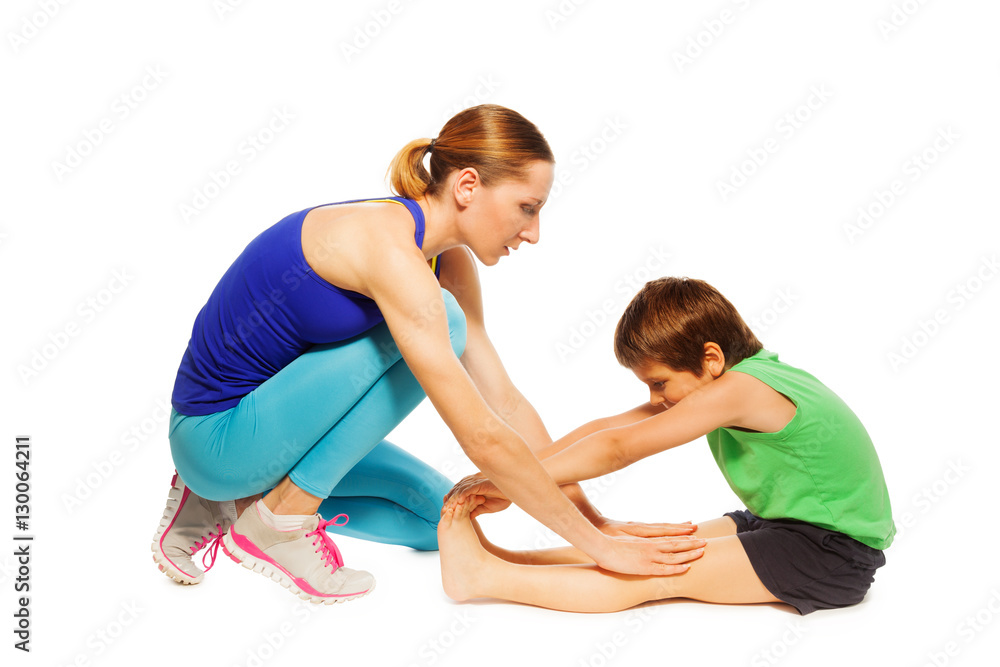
[
  {"xmin": 596, "ymin": 517, "xmax": 698, "ymax": 538},
  {"xmin": 444, "ymin": 473, "xmax": 511, "ymax": 516},
  {"xmin": 594, "ymin": 533, "xmax": 707, "ymax": 576}
]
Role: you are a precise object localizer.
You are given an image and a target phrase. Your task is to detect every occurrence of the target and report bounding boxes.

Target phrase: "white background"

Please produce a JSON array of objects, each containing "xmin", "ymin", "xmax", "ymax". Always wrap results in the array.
[{"xmin": 3, "ymin": 1, "xmax": 999, "ymax": 665}]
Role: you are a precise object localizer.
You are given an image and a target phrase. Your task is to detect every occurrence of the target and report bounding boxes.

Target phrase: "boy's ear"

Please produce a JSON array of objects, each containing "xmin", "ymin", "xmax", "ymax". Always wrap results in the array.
[{"xmin": 703, "ymin": 342, "xmax": 726, "ymax": 378}]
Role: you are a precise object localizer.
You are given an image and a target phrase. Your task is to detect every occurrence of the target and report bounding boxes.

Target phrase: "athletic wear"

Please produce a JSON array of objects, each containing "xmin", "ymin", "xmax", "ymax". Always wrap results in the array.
[
  {"xmin": 172, "ymin": 197, "xmax": 440, "ymax": 416},
  {"xmin": 169, "ymin": 286, "xmax": 465, "ymax": 504},
  {"xmin": 707, "ymin": 349, "xmax": 895, "ymax": 550},
  {"xmin": 151, "ymin": 471, "xmax": 235, "ymax": 584},
  {"xmin": 166, "ymin": 197, "xmax": 463, "ymax": 553},
  {"xmin": 223, "ymin": 501, "xmax": 375, "ymax": 604},
  {"xmin": 256, "ymin": 500, "xmax": 310, "ymax": 531},
  {"xmin": 725, "ymin": 509, "xmax": 886, "ymax": 615}
]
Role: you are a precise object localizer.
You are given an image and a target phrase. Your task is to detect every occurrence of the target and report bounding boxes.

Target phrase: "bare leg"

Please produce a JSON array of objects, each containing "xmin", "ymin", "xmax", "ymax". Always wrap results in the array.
[
  {"xmin": 470, "ymin": 516, "xmax": 737, "ymax": 566},
  {"xmin": 692, "ymin": 516, "xmax": 738, "ymax": 539},
  {"xmin": 234, "ymin": 493, "xmax": 263, "ymax": 518},
  {"xmin": 262, "ymin": 476, "xmax": 322, "ymax": 515},
  {"xmin": 470, "ymin": 520, "xmax": 595, "ymax": 565},
  {"xmin": 439, "ymin": 500, "xmax": 781, "ymax": 613}
]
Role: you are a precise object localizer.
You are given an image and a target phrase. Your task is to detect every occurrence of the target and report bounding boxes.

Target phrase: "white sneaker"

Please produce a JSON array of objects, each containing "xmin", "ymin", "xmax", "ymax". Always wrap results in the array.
[
  {"xmin": 151, "ymin": 471, "xmax": 233, "ymax": 585},
  {"xmin": 222, "ymin": 503, "xmax": 375, "ymax": 604}
]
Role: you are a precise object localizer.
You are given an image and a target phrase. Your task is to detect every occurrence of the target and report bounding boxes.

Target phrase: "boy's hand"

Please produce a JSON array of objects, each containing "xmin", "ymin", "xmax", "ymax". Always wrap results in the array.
[{"xmin": 597, "ymin": 518, "xmax": 698, "ymax": 538}]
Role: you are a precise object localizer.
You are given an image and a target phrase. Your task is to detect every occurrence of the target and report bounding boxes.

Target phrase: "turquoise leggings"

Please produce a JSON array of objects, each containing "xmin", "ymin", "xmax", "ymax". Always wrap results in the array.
[{"xmin": 169, "ymin": 288, "xmax": 467, "ymax": 551}]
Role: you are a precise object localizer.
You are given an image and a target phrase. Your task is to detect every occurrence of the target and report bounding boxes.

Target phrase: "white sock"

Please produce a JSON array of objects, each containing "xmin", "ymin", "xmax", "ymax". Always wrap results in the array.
[{"xmin": 256, "ymin": 499, "xmax": 310, "ymax": 531}]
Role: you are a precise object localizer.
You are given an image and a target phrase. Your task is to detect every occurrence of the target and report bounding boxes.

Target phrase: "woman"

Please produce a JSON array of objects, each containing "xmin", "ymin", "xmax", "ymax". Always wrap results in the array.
[{"xmin": 151, "ymin": 104, "xmax": 704, "ymax": 604}]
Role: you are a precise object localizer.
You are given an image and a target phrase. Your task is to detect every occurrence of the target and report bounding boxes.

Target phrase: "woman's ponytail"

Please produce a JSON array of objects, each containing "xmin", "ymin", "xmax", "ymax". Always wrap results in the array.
[
  {"xmin": 386, "ymin": 105, "xmax": 553, "ymax": 200},
  {"xmin": 387, "ymin": 138, "xmax": 434, "ymax": 200}
]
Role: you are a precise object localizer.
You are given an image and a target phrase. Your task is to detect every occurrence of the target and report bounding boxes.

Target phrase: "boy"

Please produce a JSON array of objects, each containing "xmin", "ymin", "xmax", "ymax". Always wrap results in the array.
[{"xmin": 440, "ymin": 277, "xmax": 894, "ymax": 614}]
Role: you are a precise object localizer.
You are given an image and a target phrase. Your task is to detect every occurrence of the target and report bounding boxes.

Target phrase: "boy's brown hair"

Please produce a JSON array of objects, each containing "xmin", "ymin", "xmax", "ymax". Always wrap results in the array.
[{"xmin": 613, "ymin": 277, "xmax": 763, "ymax": 376}]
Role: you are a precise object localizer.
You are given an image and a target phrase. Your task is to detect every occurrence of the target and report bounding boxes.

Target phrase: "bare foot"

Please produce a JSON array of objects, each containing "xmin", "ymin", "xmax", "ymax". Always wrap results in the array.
[{"xmin": 438, "ymin": 498, "xmax": 495, "ymax": 602}]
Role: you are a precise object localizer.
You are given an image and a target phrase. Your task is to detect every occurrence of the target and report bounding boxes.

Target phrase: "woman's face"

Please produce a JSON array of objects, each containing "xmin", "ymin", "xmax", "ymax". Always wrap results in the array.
[{"xmin": 462, "ymin": 160, "xmax": 554, "ymax": 266}]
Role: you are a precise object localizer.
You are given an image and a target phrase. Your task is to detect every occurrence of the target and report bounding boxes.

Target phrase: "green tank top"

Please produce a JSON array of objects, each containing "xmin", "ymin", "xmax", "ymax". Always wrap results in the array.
[{"xmin": 706, "ymin": 349, "xmax": 895, "ymax": 550}]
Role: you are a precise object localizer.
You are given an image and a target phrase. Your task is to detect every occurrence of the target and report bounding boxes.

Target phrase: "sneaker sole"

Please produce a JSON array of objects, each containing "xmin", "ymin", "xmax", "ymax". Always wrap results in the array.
[
  {"xmin": 222, "ymin": 531, "xmax": 375, "ymax": 604},
  {"xmin": 150, "ymin": 475, "xmax": 203, "ymax": 585}
]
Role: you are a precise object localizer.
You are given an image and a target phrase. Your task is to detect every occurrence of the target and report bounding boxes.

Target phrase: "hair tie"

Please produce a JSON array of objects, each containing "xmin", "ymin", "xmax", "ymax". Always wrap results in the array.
[{"xmin": 428, "ymin": 138, "xmax": 437, "ymax": 151}]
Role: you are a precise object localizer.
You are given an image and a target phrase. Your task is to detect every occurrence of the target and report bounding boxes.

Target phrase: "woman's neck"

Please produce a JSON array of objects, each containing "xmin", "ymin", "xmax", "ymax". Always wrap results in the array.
[{"xmin": 415, "ymin": 194, "xmax": 463, "ymax": 259}]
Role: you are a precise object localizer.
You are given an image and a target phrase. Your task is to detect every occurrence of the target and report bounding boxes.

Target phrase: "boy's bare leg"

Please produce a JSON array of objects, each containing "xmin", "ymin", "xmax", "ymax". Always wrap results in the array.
[
  {"xmin": 440, "ymin": 499, "xmax": 781, "ymax": 613},
  {"xmin": 470, "ymin": 515, "xmax": 738, "ymax": 566},
  {"xmin": 470, "ymin": 519, "xmax": 595, "ymax": 565},
  {"xmin": 691, "ymin": 516, "xmax": 739, "ymax": 539}
]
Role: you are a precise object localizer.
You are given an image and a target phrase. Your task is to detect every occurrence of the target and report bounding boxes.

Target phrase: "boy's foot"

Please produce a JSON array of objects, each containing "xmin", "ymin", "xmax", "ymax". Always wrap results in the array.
[
  {"xmin": 222, "ymin": 503, "xmax": 375, "ymax": 604},
  {"xmin": 438, "ymin": 497, "xmax": 493, "ymax": 602},
  {"xmin": 151, "ymin": 472, "xmax": 235, "ymax": 585}
]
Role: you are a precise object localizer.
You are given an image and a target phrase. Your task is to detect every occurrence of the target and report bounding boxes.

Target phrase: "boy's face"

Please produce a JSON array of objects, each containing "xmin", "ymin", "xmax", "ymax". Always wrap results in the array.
[{"xmin": 630, "ymin": 359, "xmax": 716, "ymax": 410}]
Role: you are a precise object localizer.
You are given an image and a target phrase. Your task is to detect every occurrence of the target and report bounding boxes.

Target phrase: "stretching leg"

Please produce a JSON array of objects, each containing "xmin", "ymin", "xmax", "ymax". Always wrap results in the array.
[
  {"xmin": 439, "ymin": 500, "xmax": 781, "ymax": 613},
  {"xmin": 472, "ymin": 516, "xmax": 738, "ymax": 565}
]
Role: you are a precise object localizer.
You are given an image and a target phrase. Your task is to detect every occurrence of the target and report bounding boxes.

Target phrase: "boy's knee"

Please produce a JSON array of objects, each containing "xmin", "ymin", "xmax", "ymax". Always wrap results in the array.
[{"xmin": 440, "ymin": 288, "xmax": 467, "ymax": 357}]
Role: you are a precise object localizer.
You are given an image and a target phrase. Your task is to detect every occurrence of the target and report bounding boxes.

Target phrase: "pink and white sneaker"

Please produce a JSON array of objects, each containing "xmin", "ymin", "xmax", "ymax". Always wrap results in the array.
[
  {"xmin": 151, "ymin": 471, "xmax": 235, "ymax": 585},
  {"xmin": 222, "ymin": 503, "xmax": 375, "ymax": 604}
]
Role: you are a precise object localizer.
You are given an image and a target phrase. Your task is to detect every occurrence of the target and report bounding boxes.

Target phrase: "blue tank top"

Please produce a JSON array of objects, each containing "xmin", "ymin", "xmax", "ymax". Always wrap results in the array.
[{"xmin": 171, "ymin": 197, "xmax": 441, "ymax": 416}]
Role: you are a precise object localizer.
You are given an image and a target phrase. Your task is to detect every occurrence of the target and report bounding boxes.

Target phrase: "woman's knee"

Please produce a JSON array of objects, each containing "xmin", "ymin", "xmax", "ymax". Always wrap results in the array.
[{"xmin": 440, "ymin": 288, "xmax": 467, "ymax": 357}]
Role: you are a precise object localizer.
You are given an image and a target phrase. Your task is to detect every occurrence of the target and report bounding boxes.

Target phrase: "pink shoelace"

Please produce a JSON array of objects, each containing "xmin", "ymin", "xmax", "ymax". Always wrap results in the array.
[
  {"xmin": 199, "ymin": 524, "xmax": 226, "ymax": 572},
  {"xmin": 308, "ymin": 514, "xmax": 350, "ymax": 571}
]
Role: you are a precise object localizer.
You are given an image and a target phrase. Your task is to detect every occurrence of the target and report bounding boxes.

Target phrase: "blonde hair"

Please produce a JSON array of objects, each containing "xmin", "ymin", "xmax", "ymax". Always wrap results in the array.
[{"xmin": 387, "ymin": 104, "xmax": 554, "ymax": 199}]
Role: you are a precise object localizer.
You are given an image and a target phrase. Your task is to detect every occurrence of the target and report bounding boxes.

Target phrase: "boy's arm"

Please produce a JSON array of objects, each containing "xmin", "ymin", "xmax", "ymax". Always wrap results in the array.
[
  {"xmin": 537, "ymin": 403, "xmax": 665, "ymax": 462},
  {"xmin": 450, "ymin": 375, "xmax": 743, "ymax": 503},
  {"xmin": 545, "ymin": 378, "xmax": 740, "ymax": 484},
  {"xmin": 444, "ymin": 402, "xmax": 662, "ymax": 508}
]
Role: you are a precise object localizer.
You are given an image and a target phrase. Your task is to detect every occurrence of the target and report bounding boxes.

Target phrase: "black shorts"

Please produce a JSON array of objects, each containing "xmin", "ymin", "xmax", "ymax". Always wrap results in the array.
[{"xmin": 725, "ymin": 509, "xmax": 886, "ymax": 615}]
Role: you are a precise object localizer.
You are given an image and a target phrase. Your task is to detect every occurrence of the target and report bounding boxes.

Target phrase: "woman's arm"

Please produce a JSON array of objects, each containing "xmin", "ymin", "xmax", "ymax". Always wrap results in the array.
[
  {"xmin": 333, "ymin": 223, "xmax": 700, "ymax": 574},
  {"xmin": 438, "ymin": 247, "xmax": 661, "ymax": 522},
  {"xmin": 448, "ymin": 376, "xmax": 742, "ymax": 505}
]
